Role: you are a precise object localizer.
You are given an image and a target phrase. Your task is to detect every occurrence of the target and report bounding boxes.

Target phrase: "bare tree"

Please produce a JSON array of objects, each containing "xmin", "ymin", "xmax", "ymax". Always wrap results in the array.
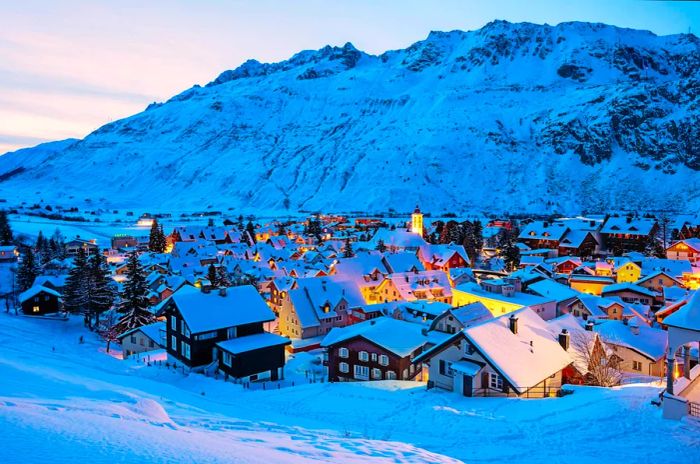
[{"xmin": 570, "ymin": 331, "xmax": 623, "ymax": 387}]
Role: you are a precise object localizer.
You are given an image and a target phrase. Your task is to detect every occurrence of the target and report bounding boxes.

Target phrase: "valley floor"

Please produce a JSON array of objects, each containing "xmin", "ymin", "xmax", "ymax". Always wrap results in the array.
[{"xmin": 0, "ymin": 312, "xmax": 698, "ymax": 463}]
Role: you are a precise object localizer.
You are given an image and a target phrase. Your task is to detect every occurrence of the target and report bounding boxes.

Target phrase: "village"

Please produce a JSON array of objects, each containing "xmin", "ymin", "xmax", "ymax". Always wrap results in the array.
[{"xmin": 1, "ymin": 207, "xmax": 699, "ymax": 421}]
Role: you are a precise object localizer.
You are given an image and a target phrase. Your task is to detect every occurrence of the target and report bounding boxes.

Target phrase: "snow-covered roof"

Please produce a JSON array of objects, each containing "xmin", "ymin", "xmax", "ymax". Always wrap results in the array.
[
  {"xmin": 450, "ymin": 359, "xmax": 483, "ymax": 376},
  {"xmin": 641, "ymin": 258, "xmax": 692, "ymax": 278},
  {"xmin": 18, "ymin": 285, "xmax": 61, "ymax": 304},
  {"xmin": 321, "ymin": 317, "xmax": 426, "ymax": 357},
  {"xmin": 418, "ymin": 243, "xmax": 470, "ymax": 267},
  {"xmin": 463, "ymin": 308, "xmax": 572, "ymax": 393},
  {"xmin": 663, "ymin": 291, "xmax": 700, "ymax": 331},
  {"xmin": 456, "ymin": 282, "xmax": 554, "ymax": 307},
  {"xmin": 449, "ymin": 302, "xmax": 494, "ymax": 327},
  {"xmin": 369, "ymin": 228, "xmax": 427, "ymax": 250},
  {"xmin": 518, "ymin": 221, "xmax": 569, "ymax": 241},
  {"xmin": 118, "ymin": 321, "xmax": 165, "ymax": 344},
  {"xmin": 168, "ymin": 285, "xmax": 274, "ymax": 334},
  {"xmin": 601, "ymin": 216, "xmax": 656, "ymax": 235},
  {"xmin": 383, "ymin": 251, "xmax": 425, "ymax": 273},
  {"xmin": 528, "ymin": 278, "xmax": 580, "ymax": 302},
  {"xmin": 388, "ymin": 270, "xmax": 452, "ymax": 301},
  {"xmin": 288, "ymin": 277, "xmax": 365, "ymax": 329},
  {"xmin": 216, "ymin": 332, "xmax": 290, "ymax": 354},
  {"xmin": 668, "ymin": 238, "xmax": 700, "ymax": 252},
  {"xmin": 593, "ymin": 320, "xmax": 667, "ymax": 360},
  {"xmin": 559, "ymin": 229, "xmax": 595, "ymax": 248},
  {"xmin": 601, "ymin": 283, "xmax": 656, "ymax": 298}
]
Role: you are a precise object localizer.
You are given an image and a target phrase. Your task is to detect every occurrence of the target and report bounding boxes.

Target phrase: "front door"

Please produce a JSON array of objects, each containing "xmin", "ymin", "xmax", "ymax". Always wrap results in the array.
[{"xmin": 462, "ymin": 374, "xmax": 472, "ymax": 397}]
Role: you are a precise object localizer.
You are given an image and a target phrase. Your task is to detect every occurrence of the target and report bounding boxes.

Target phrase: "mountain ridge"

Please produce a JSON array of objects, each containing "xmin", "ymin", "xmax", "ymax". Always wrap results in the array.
[{"xmin": 1, "ymin": 20, "xmax": 699, "ymax": 214}]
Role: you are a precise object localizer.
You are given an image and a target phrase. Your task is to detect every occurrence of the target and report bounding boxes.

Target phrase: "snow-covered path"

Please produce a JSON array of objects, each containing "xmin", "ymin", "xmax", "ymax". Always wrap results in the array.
[{"xmin": 0, "ymin": 312, "xmax": 698, "ymax": 463}]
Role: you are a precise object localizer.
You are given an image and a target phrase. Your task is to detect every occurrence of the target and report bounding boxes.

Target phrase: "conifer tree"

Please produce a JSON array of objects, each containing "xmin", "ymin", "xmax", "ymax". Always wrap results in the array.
[
  {"xmin": 343, "ymin": 238, "xmax": 354, "ymax": 258},
  {"xmin": 217, "ymin": 266, "xmax": 231, "ymax": 287},
  {"xmin": 207, "ymin": 264, "xmax": 219, "ymax": 287},
  {"xmin": 0, "ymin": 210, "xmax": 12, "ymax": 245},
  {"xmin": 148, "ymin": 219, "xmax": 166, "ymax": 253},
  {"xmin": 50, "ymin": 228, "xmax": 66, "ymax": 260},
  {"xmin": 63, "ymin": 248, "xmax": 89, "ymax": 314},
  {"xmin": 376, "ymin": 239, "xmax": 387, "ymax": 253},
  {"xmin": 246, "ymin": 221, "xmax": 257, "ymax": 244},
  {"xmin": 86, "ymin": 251, "xmax": 115, "ymax": 328},
  {"xmin": 120, "ymin": 251, "xmax": 149, "ymax": 314},
  {"xmin": 16, "ymin": 247, "xmax": 39, "ymax": 292}
]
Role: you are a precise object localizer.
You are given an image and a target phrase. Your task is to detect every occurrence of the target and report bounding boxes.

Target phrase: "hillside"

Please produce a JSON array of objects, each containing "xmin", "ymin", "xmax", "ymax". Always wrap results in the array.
[
  {"xmin": 1, "ymin": 312, "xmax": 698, "ymax": 463},
  {"xmin": 1, "ymin": 20, "xmax": 699, "ymax": 214}
]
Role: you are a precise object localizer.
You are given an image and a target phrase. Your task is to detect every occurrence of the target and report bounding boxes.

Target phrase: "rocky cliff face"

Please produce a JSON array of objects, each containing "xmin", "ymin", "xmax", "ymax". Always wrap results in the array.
[{"xmin": 1, "ymin": 20, "xmax": 699, "ymax": 214}]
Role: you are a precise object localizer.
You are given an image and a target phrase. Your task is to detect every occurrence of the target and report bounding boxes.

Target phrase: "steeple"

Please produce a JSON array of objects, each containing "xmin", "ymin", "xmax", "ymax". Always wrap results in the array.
[{"xmin": 411, "ymin": 205, "xmax": 423, "ymax": 236}]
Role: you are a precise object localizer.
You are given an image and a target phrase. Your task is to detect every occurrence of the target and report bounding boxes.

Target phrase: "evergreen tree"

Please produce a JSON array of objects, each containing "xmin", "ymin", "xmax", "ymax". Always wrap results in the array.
[
  {"xmin": 63, "ymin": 248, "xmax": 89, "ymax": 314},
  {"xmin": 207, "ymin": 217, "xmax": 215, "ymax": 227},
  {"xmin": 148, "ymin": 219, "xmax": 167, "ymax": 253},
  {"xmin": 343, "ymin": 238, "xmax": 354, "ymax": 258},
  {"xmin": 207, "ymin": 264, "xmax": 219, "ymax": 287},
  {"xmin": 120, "ymin": 251, "xmax": 149, "ymax": 314},
  {"xmin": 86, "ymin": 251, "xmax": 115, "ymax": 328},
  {"xmin": 246, "ymin": 221, "xmax": 257, "ymax": 244},
  {"xmin": 16, "ymin": 247, "xmax": 39, "ymax": 292},
  {"xmin": 35, "ymin": 231, "xmax": 52, "ymax": 264},
  {"xmin": 237, "ymin": 214, "xmax": 245, "ymax": 231},
  {"xmin": 0, "ymin": 210, "xmax": 12, "ymax": 245},
  {"xmin": 376, "ymin": 239, "xmax": 387, "ymax": 253},
  {"xmin": 50, "ymin": 228, "xmax": 66, "ymax": 260},
  {"xmin": 645, "ymin": 235, "xmax": 665, "ymax": 258}
]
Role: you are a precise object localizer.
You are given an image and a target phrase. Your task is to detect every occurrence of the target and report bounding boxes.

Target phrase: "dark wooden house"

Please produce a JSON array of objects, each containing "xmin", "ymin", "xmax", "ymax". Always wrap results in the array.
[
  {"xmin": 163, "ymin": 284, "xmax": 290, "ymax": 381},
  {"xmin": 19, "ymin": 285, "xmax": 62, "ymax": 316}
]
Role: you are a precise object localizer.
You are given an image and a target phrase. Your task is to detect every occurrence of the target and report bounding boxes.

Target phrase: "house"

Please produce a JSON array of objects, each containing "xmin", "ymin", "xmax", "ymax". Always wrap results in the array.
[
  {"xmin": 428, "ymin": 302, "xmax": 494, "ymax": 335},
  {"xmin": 518, "ymin": 221, "xmax": 569, "ymax": 251},
  {"xmin": 278, "ymin": 277, "xmax": 365, "ymax": 339},
  {"xmin": 267, "ymin": 276, "xmax": 297, "ymax": 313},
  {"xmin": 368, "ymin": 228, "xmax": 428, "ymax": 252},
  {"xmin": 417, "ymin": 243, "xmax": 470, "ymax": 272},
  {"xmin": 453, "ymin": 280, "xmax": 557, "ymax": 320},
  {"xmin": 32, "ymin": 274, "xmax": 68, "ymax": 293},
  {"xmin": 569, "ymin": 275, "xmax": 615, "ymax": 296},
  {"xmin": 547, "ymin": 314, "xmax": 607, "ymax": 385},
  {"xmin": 635, "ymin": 271, "xmax": 684, "ymax": 294},
  {"xmin": 415, "ymin": 308, "xmax": 572, "ymax": 397},
  {"xmin": 322, "ymin": 317, "xmax": 426, "ymax": 382},
  {"xmin": 382, "ymin": 251, "xmax": 425, "ymax": 274},
  {"xmin": 613, "ymin": 260, "xmax": 642, "ymax": 283},
  {"xmin": 333, "ymin": 252, "xmax": 390, "ymax": 303},
  {"xmin": 593, "ymin": 319, "xmax": 667, "ymax": 377},
  {"xmin": 527, "ymin": 278, "xmax": 580, "ymax": 317},
  {"xmin": 666, "ymin": 238, "xmax": 700, "ymax": 266},
  {"xmin": 601, "ymin": 283, "xmax": 656, "ymax": 306},
  {"xmin": 65, "ymin": 237, "xmax": 99, "ymax": 256},
  {"xmin": 558, "ymin": 230, "xmax": 598, "ymax": 258},
  {"xmin": 600, "ymin": 216, "xmax": 657, "ymax": 253},
  {"xmin": 118, "ymin": 322, "xmax": 165, "ymax": 358},
  {"xmin": 565, "ymin": 296, "xmax": 626, "ymax": 321},
  {"xmin": 18, "ymin": 285, "xmax": 62, "ymax": 316},
  {"xmin": 163, "ymin": 285, "xmax": 290, "ymax": 381},
  {"xmin": 375, "ymin": 270, "xmax": 453, "ymax": 305},
  {"xmin": 111, "ymin": 234, "xmax": 138, "ymax": 250},
  {"xmin": 0, "ymin": 245, "xmax": 18, "ymax": 263}
]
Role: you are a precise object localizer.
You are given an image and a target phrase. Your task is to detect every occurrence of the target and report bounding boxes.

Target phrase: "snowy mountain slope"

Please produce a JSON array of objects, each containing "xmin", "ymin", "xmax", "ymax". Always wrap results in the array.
[
  {"xmin": 1, "ymin": 313, "xmax": 699, "ymax": 463},
  {"xmin": 1, "ymin": 21, "xmax": 699, "ymax": 214}
]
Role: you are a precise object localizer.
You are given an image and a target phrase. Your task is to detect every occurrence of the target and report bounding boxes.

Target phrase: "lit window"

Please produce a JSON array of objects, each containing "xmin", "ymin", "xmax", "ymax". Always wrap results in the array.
[{"xmin": 32, "ymin": 306, "xmax": 40, "ymax": 313}]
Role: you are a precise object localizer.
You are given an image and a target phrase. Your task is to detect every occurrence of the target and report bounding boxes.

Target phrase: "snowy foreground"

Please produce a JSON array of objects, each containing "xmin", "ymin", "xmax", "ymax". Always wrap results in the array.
[{"xmin": 0, "ymin": 313, "xmax": 698, "ymax": 463}]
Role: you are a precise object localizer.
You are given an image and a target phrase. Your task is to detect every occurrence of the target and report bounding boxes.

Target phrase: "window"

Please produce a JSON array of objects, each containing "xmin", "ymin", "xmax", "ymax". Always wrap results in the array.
[
  {"xmin": 32, "ymin": 306, "xmax": 40, "ymax": 313},
  {"xmin": 171, "ymin": 335, "xmax": 177, "ymax": 351},
  {"xmin": 439, "ymin": 360, "xmax": 454, "ymax": 377},
  {"xmin": 181, "ymin": 341, "xmax": 191, "ymax": 360},
  {"xmin": 371, "ymin": 353, "xmax": 378, "ymax": 362},
  {"xmin": 34, "ymin": 296, "xmax": 39, "ymax": 302},
  {"xmin": 170, "ymin": 316, "xmax": 177, "ymax": 331},
  {"xmin": 379, "ymin": 355, "xmax": 389, "ymax": 366},
  {"xmin": 227, "ymin": 327, "xmax": 237, "ymax": 339},
  {"xmin": 149, "ymin": 340, "xmax": 155, "ymax": 348},
  {"xmin": 339, "ymin": 362, "xmax": 349, "ymax": 373},
  {"xmin": 196, "ymin": 331, "xmax": 218, "ymax": 341},
  {"xmin": 371, "ymin": 368, "xmax": 382, "ymax": 380},
  {"xmin": 354, "ymin": 365, "xmax": 369, "ymax": 380},
  {"xmin": 182, "ymin": 323, "xmax": 190, "ymax": 338},
  {"xmin": 489, "ymin": 373, "xmax": 503, "ymax": 391},
  {"xmin": 402, "ymin": 368, "xmax": 409, "ymax": 379},
  {"xmin": 410, "ymin": 363, "xmax": 415, "ymax": 375},
  {"xmin": 338, "ymin": 347, "xmax": 349, "ymax": 358},
  {"xmin": 130, "ymin": 335, "xmax": 136, "ymax": 344},
  {"xmin": 632, "ymin": 361, "xmax": 642, "ymax": 371},
  {"xmin": 222, "ymin": 351, "xmax": 232, "ymax": 367},
  {"xmin": 359, "ymin": 351, "xmax": 369, "ymax": 362},
  {"xmin": 386, "ymin": 371, "xmax": 397, "ymax": 380}
]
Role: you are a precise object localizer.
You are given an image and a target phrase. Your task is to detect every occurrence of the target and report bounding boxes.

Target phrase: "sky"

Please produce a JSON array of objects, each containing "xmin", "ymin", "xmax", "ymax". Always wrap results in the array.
[{"xmin": 1, "ymin": 0, "xmax": 700, "ymax": 154}]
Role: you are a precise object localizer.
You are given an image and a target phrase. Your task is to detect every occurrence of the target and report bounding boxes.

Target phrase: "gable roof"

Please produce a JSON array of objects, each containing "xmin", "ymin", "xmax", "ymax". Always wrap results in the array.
[
  {"xmin": 663, "ymin": 291, "xmax": 700, "ymax": 331},
  {"xmin": 321, "ymin": 317, "xmax": 426, "ymax": 357},
  {"xmin": 288, "ymin": 277, "xmax": 365, "ymax": 329},
  {"xmin": 518, "ymin": 221, "xmax": 569, "ymax": 241},
  {"xmin": 601, "ymin": 217, "xmax": 656, "ymax": 235},
  {"xmin": 593, "ymin": 320, "xmax": 667, "ymax": 360},
  {"xmin": 601, "ymin": 283, "xmax": 657, "ymax": 298},
  {"xmin": 168, "ymin": 285, "xmax": 274, "ymax": 334},
  {"xmin": 18, "ymin": 285, "xmax": 62, "ymax": 304}
]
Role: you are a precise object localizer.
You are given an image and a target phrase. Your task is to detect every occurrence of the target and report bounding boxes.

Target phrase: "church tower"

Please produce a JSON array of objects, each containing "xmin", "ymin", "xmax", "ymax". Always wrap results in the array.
[{"xmin": 411, "ymin": 205, "xmax": 423, "ymax": 236}]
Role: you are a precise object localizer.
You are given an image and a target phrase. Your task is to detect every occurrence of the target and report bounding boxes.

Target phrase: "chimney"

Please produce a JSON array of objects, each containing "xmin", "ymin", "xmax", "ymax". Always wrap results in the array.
[
  {"xmin": 585, "ymin": 320, "xmax": 594, "ymax": 331},
  {"xmin": 630, "ymin": 320, "xmax": 640, "ymax": 335},
  {"xmin": 509, "ymin": 314, "xmax": 518, "ymax": 334},
  {"xmin": 219, "ymin": 287, "xmax": 227, "ymax": 297},
  {"xmin": 558, "ymin": 329, "xmax": 570, "ymax": 351}
]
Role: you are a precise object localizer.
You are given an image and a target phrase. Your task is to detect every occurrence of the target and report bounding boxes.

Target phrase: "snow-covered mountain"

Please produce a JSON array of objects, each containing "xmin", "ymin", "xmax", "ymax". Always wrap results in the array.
[{"xmin": 2, "ymin": 20, "xmax": 699, "ymax": 214}]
